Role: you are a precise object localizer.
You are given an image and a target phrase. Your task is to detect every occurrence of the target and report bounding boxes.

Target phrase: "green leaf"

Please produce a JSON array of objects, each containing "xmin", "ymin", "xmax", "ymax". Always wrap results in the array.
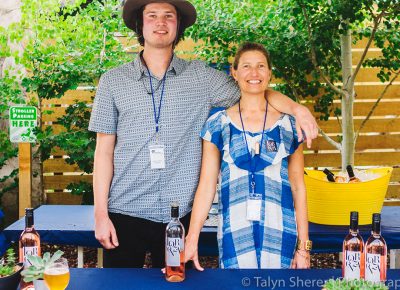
[{"xmin": 48, "ymin": 250, "xmax": 64, "ymax": 265}]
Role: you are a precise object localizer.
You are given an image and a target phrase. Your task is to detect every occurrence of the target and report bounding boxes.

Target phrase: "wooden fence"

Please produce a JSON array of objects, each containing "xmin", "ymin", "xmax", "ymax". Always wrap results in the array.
[{"xmin": 41, "ymin": 38, "xmax": 400, "ymax": 204}]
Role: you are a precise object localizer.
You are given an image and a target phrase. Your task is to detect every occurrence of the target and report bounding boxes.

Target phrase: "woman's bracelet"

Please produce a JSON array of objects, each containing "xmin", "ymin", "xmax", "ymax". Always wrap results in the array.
[{"xmin": 296, "ymin": 239, "xmax": 313, "ymax": 251}]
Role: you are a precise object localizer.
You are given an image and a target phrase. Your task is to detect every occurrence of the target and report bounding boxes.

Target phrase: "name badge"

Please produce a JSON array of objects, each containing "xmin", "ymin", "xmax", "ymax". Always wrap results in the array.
[
  {"xmin": 149, "ymin": 144, "xmax": 166, "ymax": 169},
  {"xmin": 246, "ymin": 193, "xmax": 262, "ymax": 221},
  {"xmin": 266, "ymin": 140, "xmax": 277, "ymax": 152}
]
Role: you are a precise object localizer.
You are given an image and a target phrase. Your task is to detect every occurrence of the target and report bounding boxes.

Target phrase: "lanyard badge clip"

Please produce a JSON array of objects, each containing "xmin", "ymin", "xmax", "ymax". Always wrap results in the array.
[{"xmin": 144, "ymin": 56, "xmax": 171, "ymax": 170}]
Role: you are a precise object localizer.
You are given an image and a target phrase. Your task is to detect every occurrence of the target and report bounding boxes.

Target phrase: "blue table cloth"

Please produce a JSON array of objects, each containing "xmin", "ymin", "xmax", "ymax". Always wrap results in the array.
[
  {"xmin": 4, "ymin": 205, "xmax": 400, "ymax": 254},
  {"xmin": 66, "ymin": 268, "xmax": 400, "ymax": 290},
  {"xmin": 5, "ymin": 205, "xmax": 101, "ymax": 247}
]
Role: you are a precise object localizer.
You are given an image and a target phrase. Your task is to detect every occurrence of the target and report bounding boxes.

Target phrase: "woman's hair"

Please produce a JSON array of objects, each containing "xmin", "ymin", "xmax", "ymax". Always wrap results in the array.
[
  {"xmin": 233, "ymin": 42, "xmax": 272, "ymax": 70},
  {"xmin": 135, "ymin": 5, "xmax": 186, "ymax": 47}
]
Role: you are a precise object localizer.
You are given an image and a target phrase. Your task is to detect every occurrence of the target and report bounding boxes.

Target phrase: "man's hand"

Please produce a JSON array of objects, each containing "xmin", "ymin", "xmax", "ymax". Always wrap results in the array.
[
  {"xmin": 184, "ymin": 235, "xmax": 204, "ymax": 271},
  {"xmin": 293, "ymin": 105, "xmax": 319, "ymax": 148},
  {"xmin": 95, "ymin": 215, "xmax": 119, "ymax": 249}
]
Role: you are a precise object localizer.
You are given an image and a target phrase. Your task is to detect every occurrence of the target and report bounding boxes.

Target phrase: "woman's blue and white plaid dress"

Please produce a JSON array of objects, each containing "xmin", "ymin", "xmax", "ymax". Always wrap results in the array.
[{"xmin": 201, "ymin": 110, "xmax": 302, "ymax": 269}]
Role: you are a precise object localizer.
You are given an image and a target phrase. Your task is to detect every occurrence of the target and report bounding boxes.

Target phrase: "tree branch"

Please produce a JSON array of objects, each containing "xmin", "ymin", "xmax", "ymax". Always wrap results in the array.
[
  {"xmin": 319, "ymin": 128, "xmax": 342, "ymax": 151},
  {"xmin": 366, "ymin": 5, "xmax": 375, "ymax": 18},
  {"xmin": 383, "ymin": 4, "xmax": 400, "ymax": 17},
  {"xmin": 336, "ymin": 114, "xmax": 342, "ymax": 128},
  {"xmin": 0, "ymin": 57, "xmax": 5, "ymax": 78},
  {"xmin": 99, "ymin": 28, "xmax": 107, "ymax": 64},
  {"xmin": 355, "ymin": 70, "xmax": 400, "ymax": 140},
  {"xmin": 350, "ymin": 12, "xmax": 383, "ymax": 85},
  {"xmin": 300, "ymin": 4, "xmax": 344, "ymax": 96}
]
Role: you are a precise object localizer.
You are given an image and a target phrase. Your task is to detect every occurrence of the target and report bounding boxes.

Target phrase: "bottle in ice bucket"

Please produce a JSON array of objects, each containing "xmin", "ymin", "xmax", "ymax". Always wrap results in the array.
[
  {"xmin": 343, "ymin": 211, "xmax": 364, "ymax": 280},
  {"xmin": 346, "ymin": 165, "xmax": 361, "ymax": 183},
  {"xmin": 323, "ymin": 168, "xmax": 346, "ymax": 183},
  {"xmin": 365, "ymin": 213, "xmax": 387, "ymax": 283},
  {"xmin": 165, "ymin": 203, "xmax": 185, "ymax": 282}
]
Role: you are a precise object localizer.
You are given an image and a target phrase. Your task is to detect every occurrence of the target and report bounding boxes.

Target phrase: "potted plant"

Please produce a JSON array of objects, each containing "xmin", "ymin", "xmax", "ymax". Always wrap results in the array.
[
  {"xmin": 323, "ymin": 278, "xmax": 388, "ymax": 290},
  {"xmin": 21, "ymin": 250, "xmax": 64, "ymax": 290},
  {"xmin": 0, "ymin": 248, "xmax": 23, "ymax": 290}
]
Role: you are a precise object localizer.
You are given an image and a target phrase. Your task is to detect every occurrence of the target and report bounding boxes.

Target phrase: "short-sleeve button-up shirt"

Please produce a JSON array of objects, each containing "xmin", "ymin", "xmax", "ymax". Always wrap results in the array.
[{"xmin": 89, "ymin": 53, "xmax": 239, "ymax": 222}]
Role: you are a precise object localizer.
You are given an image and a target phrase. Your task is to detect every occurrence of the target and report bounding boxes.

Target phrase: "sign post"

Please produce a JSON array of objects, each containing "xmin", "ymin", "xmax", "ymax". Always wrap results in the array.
[
  {"xmin": 9, "ymin": 106, "xmax": 37, "ymax": 217},
  {"xmin": 18, "ymin": 143, "xmax": 32, "ymax": 217}
]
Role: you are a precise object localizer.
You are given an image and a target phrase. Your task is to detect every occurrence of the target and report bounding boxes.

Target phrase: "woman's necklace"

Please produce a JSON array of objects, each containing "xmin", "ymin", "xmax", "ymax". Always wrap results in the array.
[{"xmin": 238, "ymin": 100, "xmax": 268, "ymax": 156}]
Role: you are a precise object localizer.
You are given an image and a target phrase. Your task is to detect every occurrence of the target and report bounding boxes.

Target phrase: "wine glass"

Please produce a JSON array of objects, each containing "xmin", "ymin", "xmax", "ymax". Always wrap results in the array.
[{"xmin": 43, "ymin": 257, "xmax": 70, "ymax": 290}]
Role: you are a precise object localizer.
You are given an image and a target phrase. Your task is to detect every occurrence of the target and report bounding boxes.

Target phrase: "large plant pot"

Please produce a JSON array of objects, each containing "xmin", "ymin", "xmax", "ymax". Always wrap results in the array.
[
  {"xmin": 0, "ymin": 263, "xmax": 23, "ymax": 290},
  {"xmin": 305, "ymin": 167, "xmax": 392, "ymax": 225}
]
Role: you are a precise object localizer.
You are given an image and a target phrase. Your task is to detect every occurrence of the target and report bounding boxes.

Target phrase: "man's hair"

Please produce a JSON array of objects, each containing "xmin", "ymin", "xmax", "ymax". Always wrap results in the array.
[
  {"xmin": 135, "ymin": 5, "xmax": 186, "ymax": 47},
  {"xmin": 233, "ymin": 42, "xmax": 272, "ymax": 70}
]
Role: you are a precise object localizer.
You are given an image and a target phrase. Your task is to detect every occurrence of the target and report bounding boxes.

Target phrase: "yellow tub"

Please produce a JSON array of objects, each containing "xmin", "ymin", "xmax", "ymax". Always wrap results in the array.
[{"xmin": 304, "ymin": 167, "xmax": 392, "ymax": 225}]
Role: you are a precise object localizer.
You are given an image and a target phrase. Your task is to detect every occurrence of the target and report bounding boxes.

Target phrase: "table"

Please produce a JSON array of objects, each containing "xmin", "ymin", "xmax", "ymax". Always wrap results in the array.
[
  {"xmin": 3, "ymin": 205, "xmax": 222, "ymax": 268},
  {"xmin": 4, "ymin": 205, "xmax": 100, "ymax": 268},
  {"xmin": 65, "ymin": 268, "xmax": 400, "ymax": 290},
  {"xmin": 4, "ymin": 206, "xmax": 400, "ymax": 268}
]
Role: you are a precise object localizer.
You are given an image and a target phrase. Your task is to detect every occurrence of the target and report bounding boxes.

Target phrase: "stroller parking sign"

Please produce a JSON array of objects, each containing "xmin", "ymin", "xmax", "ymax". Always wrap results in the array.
[{"xmin": 9, "ymin": 106, "xmax": 37, "ymax": 143}]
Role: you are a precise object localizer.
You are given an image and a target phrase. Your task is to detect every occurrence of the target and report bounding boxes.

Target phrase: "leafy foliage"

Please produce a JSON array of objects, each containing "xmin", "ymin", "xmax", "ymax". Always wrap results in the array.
[
  {"xmin": 0, "ymin": 77, "xmax": 25, "ymax": 204},
  {"xmin": 189, "ymin": 0, "xmax": 340, "ymax": 117},
  {"xmin": 189, "ymin": 0, "xmax": 398, "ymax": 117},
  {"xmin": 0, "ymin": 0, "xmax": 131, "ymax": 205},
  {"xmin": 55, "ymin": 101, "xmax": 96, "ymax": 173},
  {"xmin": 323, "ymin": 278, "xmax": 388, "ymax": 290},
  {"xmin": 0, "ymin": 248, "xmax": 19, "ymax": 277}
]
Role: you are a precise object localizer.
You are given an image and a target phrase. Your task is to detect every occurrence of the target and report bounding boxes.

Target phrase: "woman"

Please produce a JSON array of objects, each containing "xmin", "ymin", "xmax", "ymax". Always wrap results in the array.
[{"xmin": 185, "ymin": 42, "xmax": 310, "ymax": 269}]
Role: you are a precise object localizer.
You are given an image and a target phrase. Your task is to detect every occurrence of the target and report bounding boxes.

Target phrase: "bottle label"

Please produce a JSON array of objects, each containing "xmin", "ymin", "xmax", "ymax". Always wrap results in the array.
[
  {"xmin": 344, "ymin": 250, "xmax": 361, "ymax": 280},
  {"xmin": 365, "ymin": 253, "xmax": 381, "ymax": 283},
  {"xmin": 23, "ymin": 246, "xmax": 39, "ymax": 267},
  {"xmin": 166, "ymin": 238, "xmax": 182, "ymax": 267}
]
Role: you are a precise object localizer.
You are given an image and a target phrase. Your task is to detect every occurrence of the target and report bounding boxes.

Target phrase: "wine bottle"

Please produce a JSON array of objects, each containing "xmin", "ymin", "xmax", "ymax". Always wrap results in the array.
[
  {"xmin": 19, "ymin": 208, "xmax": 41, "ymax": 266},
  {"xmin": 342, "ymin": 211, "xmax": 364, "ymax": 280},
  {"xmin": 19, "ymin": 208, "xmax": 41, "ymax": 290},
  {"xmin": 365, "ymin": 213, "xmax": 387, "ymax": 283},
  {"xmin": 346, "ymin": 165, "xmax": 361, "ymax": 183},
  {"xmin": 165, "ymin": 203, "xmax": 185, "ymax": 282},
  {"xmin": 323, "ymin": 168, "xmax": 346, "ymax": 183}
]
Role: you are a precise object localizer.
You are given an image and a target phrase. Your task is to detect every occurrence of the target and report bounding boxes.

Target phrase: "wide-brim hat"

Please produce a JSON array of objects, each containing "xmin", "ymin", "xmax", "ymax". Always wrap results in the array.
[{"xmin": 123, "ymin": 0, "xmax": 197, "ymax": 32}]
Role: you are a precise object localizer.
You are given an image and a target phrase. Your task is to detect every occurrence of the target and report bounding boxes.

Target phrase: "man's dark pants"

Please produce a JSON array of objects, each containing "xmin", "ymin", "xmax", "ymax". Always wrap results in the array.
[{"xmin": 104, "ymin": 212, "xmax": 192, "ymax": 268}]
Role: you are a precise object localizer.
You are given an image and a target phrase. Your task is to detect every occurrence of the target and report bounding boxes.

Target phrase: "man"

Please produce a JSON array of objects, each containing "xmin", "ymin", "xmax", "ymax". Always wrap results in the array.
[{"xmin": 89, "ymin": 0, "xmax": 318, "ymax": 268}]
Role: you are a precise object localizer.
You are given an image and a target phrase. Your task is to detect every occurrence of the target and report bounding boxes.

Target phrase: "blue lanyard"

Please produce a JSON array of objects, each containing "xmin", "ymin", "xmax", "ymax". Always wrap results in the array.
[
  {"xmin": 142, "ymin": 55, "xmax": 172, "ymax": 135},
  {"xmin": 148, "ymin": 69, "xmax": 166, "ymax": 134},
  {"xmin": 238, "ymin": 101, "xmax": 268, "ymax": 193}
]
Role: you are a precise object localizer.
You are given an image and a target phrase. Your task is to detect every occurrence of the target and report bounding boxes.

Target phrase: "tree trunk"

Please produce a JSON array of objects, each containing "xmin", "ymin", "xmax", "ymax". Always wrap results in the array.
[{"xmin": 340, "ymin": 29, "xmax": 356, "ymax": 169}]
